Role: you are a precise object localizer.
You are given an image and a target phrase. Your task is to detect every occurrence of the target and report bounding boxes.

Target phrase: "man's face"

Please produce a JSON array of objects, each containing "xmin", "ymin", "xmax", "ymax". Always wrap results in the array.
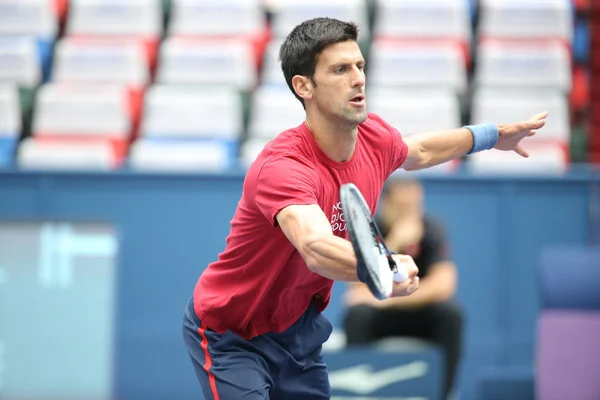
[{"xmin": 310, "ymin": 40, "xmax": 367, "ymax": 126}]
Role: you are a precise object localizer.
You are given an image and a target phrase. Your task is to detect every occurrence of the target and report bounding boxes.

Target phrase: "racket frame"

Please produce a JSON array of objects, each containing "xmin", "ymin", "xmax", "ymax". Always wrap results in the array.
[{"xmin": 340, "ymin": 183, "xmax": 399, "ymax": 299}]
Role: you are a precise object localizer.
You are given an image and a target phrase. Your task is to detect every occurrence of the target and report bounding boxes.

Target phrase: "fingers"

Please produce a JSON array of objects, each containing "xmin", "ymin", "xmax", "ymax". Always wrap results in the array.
[
  {"xmin": 527, "ymin": 130, "xmax": 537, "ymax": 137},
  {"xmin": 531, "ymin": 119, "xmax": 546, "ymax": 129},
  {"xmin": 391, "ymin": 276, "xmax": 420, "ymax": 297},
  {"xmin": 393, "ymin": 254, "xmax": 419, "ymax": 278},
  {"xmin": 531, "ymin": 111, "xmax": 549, "ymax": 121},
  {"xmin": 514, "ymin": 145, "xmax": 529, "ymax": 158},
  {"xmin": 403, "ymin": 276, "xmax": 420, "ymax": 296}
]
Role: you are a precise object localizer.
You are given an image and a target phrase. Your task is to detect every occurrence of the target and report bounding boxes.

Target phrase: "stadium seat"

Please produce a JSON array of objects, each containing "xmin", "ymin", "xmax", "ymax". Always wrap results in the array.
[
  {"xmin": 373, "ymin": 0, "xmax": 472, "ymax": 64},
  {"xmin": 474, "ymin": 40, "xmax": 572, "ymax": 92},
  {"xmin": 0, "ymin": 0, "xmax": 59, "ymax": 82},
  {"xmin": 367, "ymin": 88, "xmax": 461, "ymax": 137},
  {"xmin": 133, "ymin": 84, "xmax": 242, "ymax": 172},
  {"xmin": 33, "ymin": 83, "xmax": 132, "ymax": 138},
  {"xmin": 155, "ymin": 37, "xmax": 258, "ymax": 91},
  {"xmin": 51, "ymin": 37, "xmax": 150, "ymax": 128},
  {"xmin": 128, "ymin": 138, "xmax": 237, "ymax": 172},
  {"xmin": 30, "ymin": 83, "xmax": 132, "ymax": 167},
  {"xmin": 168, "ymin": 0, "xmax": 265, "ymax": 38},
  {"xmin": 168, "ymin": 0, "xmax": 269, "ymax": 68},
  {"xmin": 478, "ymin": 0, "xmax": 573, "ymax": 43},
  {"xmin": 470, "ymin": 88, "xmax": 571, "ymax": 145},
  {"xmin": 52, "ymin": 37, "xmax": 150, "ymax": 87},
  {"xmin": 17, "ymin": 137, "xmax": 119, "ymax": 170},
  {"xmin": 54, "ymin": 0, "xmax": 69, "ymax": 24},
  {"xmin": 0, "ymin": 36, "xmax": 42, "ymax": 132},
  {"xmin": 261, "ymin": 39, "xmax": 286, "ymax": 87},
  {"xmin": 0, "ymin": 83, "xmax": 21, "ymax": 167},
  {"xmin": 247, "ymin": 85, "xmax": 305, "ymax": 140},
  {"xmin": 368, "ymin": 40, "xmax": 468, "ymax": 94},
  {"xmin": 240, "ymin": 137, "xmax": 271, "ymax": 166},
  {"xmin": 140, "ymin": 85, "xmax": 243, "ymax": 141},
  {"xmin": 535, "ymin": 246, "xmax": 600, "ymax": 400},
  {"xmin": 0, "ymin": 36, "xmax": 43, "ymax": 89},
  {"xmin": 66, "ymin": 0, "xmax": 162, "ymax": 69},
  {"xmin": 269, "ymin": 0, "xmax": 370, "ymax": 44}
]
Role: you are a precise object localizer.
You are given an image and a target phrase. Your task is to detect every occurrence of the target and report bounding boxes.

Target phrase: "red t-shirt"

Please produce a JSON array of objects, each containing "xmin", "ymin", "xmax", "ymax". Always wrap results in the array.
[{"xmin": 193, "ymin": 113, "xmax": 409, "ymax": 339}]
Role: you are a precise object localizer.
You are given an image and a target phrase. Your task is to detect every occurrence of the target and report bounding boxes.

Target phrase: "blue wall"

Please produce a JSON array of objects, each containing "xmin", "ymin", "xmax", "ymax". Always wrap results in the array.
[{"xmin": 0, "ymin": 169, "xmax": 598, "ymax": 400}]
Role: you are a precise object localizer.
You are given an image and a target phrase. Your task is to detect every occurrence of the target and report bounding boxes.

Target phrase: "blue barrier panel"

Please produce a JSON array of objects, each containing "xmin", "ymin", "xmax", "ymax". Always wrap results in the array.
[
  {"xmin": 0, "ymin": 168, "xmax": 597, "ymax": 400},
  {"xmin": 325, "ymin": 340, "xmax": 444, "ymax": 400}
]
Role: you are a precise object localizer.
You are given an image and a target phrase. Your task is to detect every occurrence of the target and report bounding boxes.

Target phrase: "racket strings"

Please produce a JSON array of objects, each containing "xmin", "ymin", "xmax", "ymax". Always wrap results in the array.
[{"xmin": 347, "ymin": 197, "xmax": 379, "ymax": 271}]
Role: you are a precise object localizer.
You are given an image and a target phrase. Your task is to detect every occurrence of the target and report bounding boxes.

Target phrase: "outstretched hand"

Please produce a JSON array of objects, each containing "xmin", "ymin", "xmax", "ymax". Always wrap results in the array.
[{"xmin": 494, "ymin": 111, "xmax": 548, "ymax": 158}]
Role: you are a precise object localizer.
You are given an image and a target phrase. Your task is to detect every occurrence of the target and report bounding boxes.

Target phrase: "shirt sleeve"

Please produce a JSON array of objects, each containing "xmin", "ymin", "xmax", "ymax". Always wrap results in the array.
[
  {"xmin": 254, "ymin": 155, "xmax": 320, "ymax": 226},
  {"xmin": 387, "ymin": 122, "xmax": 409, "ymax": 173},
  {"xmin": 366, "ymin": 113, "xmax": 409, "ymax": 175}
]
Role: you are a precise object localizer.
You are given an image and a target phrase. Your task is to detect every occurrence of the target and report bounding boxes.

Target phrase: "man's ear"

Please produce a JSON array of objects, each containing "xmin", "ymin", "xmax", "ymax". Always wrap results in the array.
[{"xmin": 292, "ymin": 75, "xmax": 313, "ymax": 102}]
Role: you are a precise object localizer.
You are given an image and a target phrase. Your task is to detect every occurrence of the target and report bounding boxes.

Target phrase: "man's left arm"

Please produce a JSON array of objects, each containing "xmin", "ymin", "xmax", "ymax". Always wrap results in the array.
[{"xmin": 400, "ymin": 111, "xmax": 548, "ymax": 171}]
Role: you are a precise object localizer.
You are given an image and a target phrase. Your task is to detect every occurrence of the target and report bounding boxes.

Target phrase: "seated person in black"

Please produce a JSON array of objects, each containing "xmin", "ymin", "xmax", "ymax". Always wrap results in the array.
[{"xmin": 342, "ymin": 178, "xmax": 464, "ymax": 399}]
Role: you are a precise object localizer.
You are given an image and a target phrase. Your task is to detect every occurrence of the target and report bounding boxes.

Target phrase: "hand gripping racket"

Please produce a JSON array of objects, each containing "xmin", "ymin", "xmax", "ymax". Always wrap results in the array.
[{"xmin": 340, "ymin": 183, "xmax": 408, "ymax": 300}]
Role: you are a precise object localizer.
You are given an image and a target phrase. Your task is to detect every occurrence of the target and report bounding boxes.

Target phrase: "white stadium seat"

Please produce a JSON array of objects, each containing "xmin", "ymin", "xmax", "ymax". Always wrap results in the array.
[
  {"xmin": 0, "ymin": 36, "xmax": 41, "ymax": 87},
  {"xmin": 474, "ymin": 40, "xmax": 572, "ymax": 91},
  {"xmin": 367, "ymin": 88, "xmax": 461, "ymax": 137},
  {"xmin": 0, "ymin": 83, "xmax": 22, "ymax": 137},
  {"xmin": 32, "ymin": 83, "xmax": 131, "ymax": 138},
  {"xmin": 156, "ymin": 38, "xmax": 257, "ymax": 90},
  {"xmin": 52, "ymin": 38, "xmax": 149, "ymax": 86},
  {"xmin": 241, "ymin": 137, "xmax": 271, "ymax": 166},
  {"xmin": 471, "ymin": 88, "xmax": 570, "ymax": 144},
  {"xmin": 140, "ymin": 85, "xmax": 243, "ymax": 140},
  {"xmin": 17, "ymin": 137, "xmax": 117, "ymax": 170},
  {"xmin": 373, "ymin": 0, "xmax": 472, "ymax": 44},
  {"xmin": 478, "ymin": 0, "xmax": 573, "ymax": 41},
  {"xmin": 169, "ymin": 0, "xmax": 265, "ymax": 37},
  {"xmin": 66, "ymin": 0, "xmax": 161, "ymax": 38},
  {"xmin": 248, "ymin": 85, "xmax": 305, "ymax": 139},
  {"xmin": 129, "ymin": 139, "xmax": 235, "ymax": 172},
  {"xmin": 368, "ymin": 40, "xmax": 467, "ymax": 93},
  {"xmin": 261, "ymin": 40, "xmax": 286, "ymax": 86},
  {"xmin": 0, "ymin": 0, "xmax": 58, "ymax": 39},
  {"xmin": 270, "ymin": 0, "xmax": 370, "ymax": 42}
]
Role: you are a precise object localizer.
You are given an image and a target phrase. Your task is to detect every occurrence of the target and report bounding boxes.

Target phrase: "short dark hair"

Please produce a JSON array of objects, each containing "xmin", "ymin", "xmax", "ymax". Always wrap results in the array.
[{"xmin": 279, "ymin": 17, "xmax": 359, "ymax": 108}]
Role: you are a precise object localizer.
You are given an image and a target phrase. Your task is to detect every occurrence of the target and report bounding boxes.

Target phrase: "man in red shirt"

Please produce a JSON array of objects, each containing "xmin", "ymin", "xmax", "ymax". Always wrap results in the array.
[{"xmin": 182, "ymin": 17, "xmax": 547, "ymax": 400}]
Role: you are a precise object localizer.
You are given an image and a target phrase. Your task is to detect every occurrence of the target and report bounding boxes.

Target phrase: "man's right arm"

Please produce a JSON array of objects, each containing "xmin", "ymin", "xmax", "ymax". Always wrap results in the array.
[{"xmin": 276, "ymin": 204, "xmax": 360, "ymax": 282}]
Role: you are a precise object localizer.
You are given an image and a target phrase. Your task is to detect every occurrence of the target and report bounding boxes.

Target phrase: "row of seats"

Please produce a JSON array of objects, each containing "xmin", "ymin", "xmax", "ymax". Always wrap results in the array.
[
  {"xmin": 0, "ymin": 0, "xmax": 582, "ymax": 175},
  {"xmin": 2, "ymin": 30, "xmax": 574, "ymax": 94},
  {"xmin": 0, "ymin": 81, "xmax": 571, "ymax": 170}
]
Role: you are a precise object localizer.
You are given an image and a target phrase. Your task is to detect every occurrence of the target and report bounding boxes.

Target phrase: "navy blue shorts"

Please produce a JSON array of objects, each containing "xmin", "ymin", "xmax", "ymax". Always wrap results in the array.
[{"xmin": 182, "ymin": 297, "xmax": 333, "ymax": 399}]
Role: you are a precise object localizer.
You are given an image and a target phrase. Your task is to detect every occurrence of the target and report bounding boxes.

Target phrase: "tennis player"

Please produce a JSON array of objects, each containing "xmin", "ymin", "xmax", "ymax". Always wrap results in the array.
[{"xmin": 182, "ymin": 17, "xmax": 547, "ymax": 399}]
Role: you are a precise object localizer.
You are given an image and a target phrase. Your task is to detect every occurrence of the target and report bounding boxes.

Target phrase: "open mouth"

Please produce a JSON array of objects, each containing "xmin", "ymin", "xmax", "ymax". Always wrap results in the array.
[{"xmin": 349, "ymin": 93, "xmax": 365, "ymax": 106}]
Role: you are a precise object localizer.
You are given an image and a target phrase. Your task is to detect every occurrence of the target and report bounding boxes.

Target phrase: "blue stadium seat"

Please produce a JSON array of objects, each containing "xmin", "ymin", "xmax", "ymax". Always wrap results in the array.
[
  {"xmin": 535, "ymin": 246, "xmax": 600, "ymax": 400},
  {"xmin": 0, "ymin": 138, "xmax": 17, "ymax": 167},
  {"xmin": 573, "ymin": 19, "xmax": 589, "ymax": 64},
  {"xmin": 0, "ymin": 83, "xmax": 21, "ymax": 167}
]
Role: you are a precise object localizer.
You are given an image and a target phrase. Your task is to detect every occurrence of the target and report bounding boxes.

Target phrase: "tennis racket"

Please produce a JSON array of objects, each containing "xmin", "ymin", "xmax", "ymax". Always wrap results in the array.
[{"xmin": 340, "ymin": 183, "xmax": 408, "ymax": 300}]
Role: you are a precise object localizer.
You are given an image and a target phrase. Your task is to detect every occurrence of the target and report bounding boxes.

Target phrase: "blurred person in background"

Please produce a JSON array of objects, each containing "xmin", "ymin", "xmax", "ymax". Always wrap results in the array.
[{"xmin": 343, "ymin": 178, "xmax": 463, "ymax": 399}]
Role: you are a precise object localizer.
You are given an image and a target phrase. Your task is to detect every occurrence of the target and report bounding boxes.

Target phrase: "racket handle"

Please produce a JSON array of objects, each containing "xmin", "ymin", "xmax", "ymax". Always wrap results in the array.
[{"xmin": 393, "ymin": 264, "xmax": 409, "ymax": 283}]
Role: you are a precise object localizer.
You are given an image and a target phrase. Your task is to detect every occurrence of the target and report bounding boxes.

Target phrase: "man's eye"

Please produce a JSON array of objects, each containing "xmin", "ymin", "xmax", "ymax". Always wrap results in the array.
[{"xmin": 335, "ymin": 67, "xmax": 345, "ymax": 74}]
